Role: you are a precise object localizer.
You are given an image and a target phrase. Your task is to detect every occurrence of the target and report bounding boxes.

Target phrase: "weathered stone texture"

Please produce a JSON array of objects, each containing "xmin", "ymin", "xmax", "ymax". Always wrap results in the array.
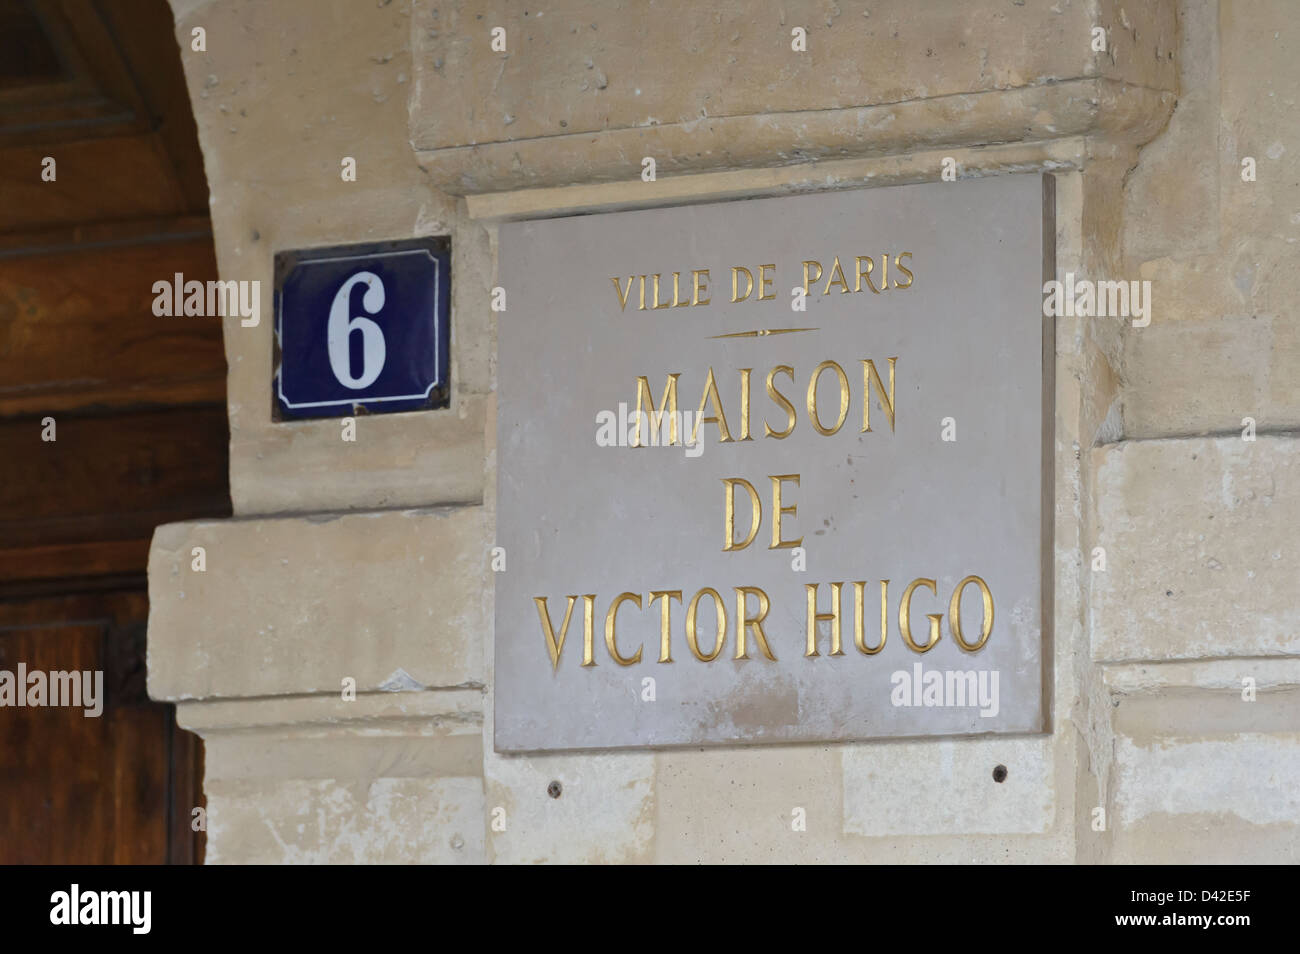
[
  {"xmin": 1107, "ymin": 688, "xmax": 1300, "ymax": 863},
  {"xmin": 1123, "ymin": 0, "xmax": 1300, "ymax": 436},
  {"xmin": 148, "ymin": 508, "xmax": 487, "ymax": 700},
  {"xmin": 152, "ymin": 0, "xmax": 1300, "ymax": 863},
  {"xmin": 1092, "ymin": 436, "xmax": 1300, "ymax": 663}
]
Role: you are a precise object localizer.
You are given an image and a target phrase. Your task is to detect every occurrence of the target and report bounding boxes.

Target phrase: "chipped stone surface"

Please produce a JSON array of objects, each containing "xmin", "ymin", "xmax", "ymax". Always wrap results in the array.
[
  {"xmin": 205, "ymin": 777, "xmax": 484, "ymax": 864},
  {"xmin": 177, "ymin": 691, "xmax": 484, "ymax": 864},
  {"xmin": 1107, "ymin": 689, "xmax": 1300, "ymax": 862},
  {"xmin": 148, "ymin": 508, "xmax": 487, "ymax": 699},
  {"xmin": 1112, "ymin": 738, "xmax": 1300, "ymax": 831}
]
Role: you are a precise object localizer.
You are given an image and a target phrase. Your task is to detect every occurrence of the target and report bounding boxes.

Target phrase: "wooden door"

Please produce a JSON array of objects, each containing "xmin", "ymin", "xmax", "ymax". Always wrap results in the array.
[
  {"xmin": 0, "ymin": 590, "xmax": 203, "ymax": 864},
  {"xmin": 0, "ymin": 0, "xmax": 228, "ymax": 864}
]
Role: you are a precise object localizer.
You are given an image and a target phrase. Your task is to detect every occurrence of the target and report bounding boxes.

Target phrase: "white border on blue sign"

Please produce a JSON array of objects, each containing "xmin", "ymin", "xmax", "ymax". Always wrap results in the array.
[{"xmin": 276, "ymin": 248, "xmax": 442, "ymax": 410}]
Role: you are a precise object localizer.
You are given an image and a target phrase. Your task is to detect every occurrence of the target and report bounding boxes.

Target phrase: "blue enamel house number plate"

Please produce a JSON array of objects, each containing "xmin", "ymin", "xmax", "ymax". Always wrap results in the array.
[{"xmin": 273, "ymin": 237, "xmax": 451, "ymax": 419}]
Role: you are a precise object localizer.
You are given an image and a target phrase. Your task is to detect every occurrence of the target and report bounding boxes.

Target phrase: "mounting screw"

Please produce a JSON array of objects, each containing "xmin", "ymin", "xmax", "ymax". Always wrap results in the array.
[{"xmin": 547, "ymin": 780, "xmax": 562, "ymax": 799}]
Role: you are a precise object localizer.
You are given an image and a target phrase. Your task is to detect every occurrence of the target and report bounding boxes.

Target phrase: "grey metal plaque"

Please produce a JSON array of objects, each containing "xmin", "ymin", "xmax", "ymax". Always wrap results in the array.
[{"xmin": 496, "ymin": 174, "xmax": 1053, "ymax": 752}]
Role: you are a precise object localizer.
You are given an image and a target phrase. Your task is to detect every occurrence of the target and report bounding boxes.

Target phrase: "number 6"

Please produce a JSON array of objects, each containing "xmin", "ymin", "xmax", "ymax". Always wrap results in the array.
[{"xmin": 327, "ymin": 271, "xmax": 386, "ymax": 389}]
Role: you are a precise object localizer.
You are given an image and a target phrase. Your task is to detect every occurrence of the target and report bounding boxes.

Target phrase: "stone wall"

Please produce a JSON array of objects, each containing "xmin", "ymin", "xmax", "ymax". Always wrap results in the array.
[{"xmin": 149, "ymin": 0, "xmax": 1298, "ymax": 863}]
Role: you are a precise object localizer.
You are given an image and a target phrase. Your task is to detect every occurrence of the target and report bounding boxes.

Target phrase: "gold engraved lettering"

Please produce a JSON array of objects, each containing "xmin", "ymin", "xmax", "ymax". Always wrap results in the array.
[
  {"xmin": 949, "ymin": 575, "xmax": 994, "ymax": 652},
  {"xmin": 808, "ymin": 360, "xmax": 850, "ymax": 436},
  {"xmin": 649, "ymin": 590, "xmax": 682, "ymax": 663},
  {"xmin": 855, "ymin": 256, "xmax": 879, "ymax": 294},
  {"xmin": 634, "ymin": 374, "xmax": 680, "ymax": 447},
  {"xmin": 691, "ymin": 367, "xmax": 734, "ymax": 444},
  {"xmin": 770, "ymin": 474, "xmax": 803, "ymax": 550},
  {"xmin": 732, "ymin": 266, "xmax": 754, "ymax": 302},
  {"xmin": 535, "ymin": 595, "xmax": 577, "ymax": 671},
  {"xmin": 581, "ymin": 594, "xmax": 598, "ymax": 666},
  {"xmin": 604, "ymin": 592, "xmax": 644, "ymax": 665},
  {"xmin": 894, "ymin": 252, "xmax": 914, "ymax": 288},
  {"xmin": 722, "ymin": 478, "xmax": 762, "ymax": 552},
  {"xmin": 734, "ymin": 587, "xmax": 777, "ymax": 660},
  {"xmin": 686, "ymin": 588, "xmax": 727, "ymax": 661},
  {"xmin": 611, "ymin": 276, "xmax": 635, "ymax": 311},
  {"xmin": 805, "ymin": 582, "xmax": 844, "ymax": 657},
  {"xmin": 801, "ymin": 261, "xmax": 822, "ymax": 296},
  {"xmin": 738, "ymin": 368, "xmax": 754, "ymax": 441},
  {"xmin": 853, "ymin": 580, "xmax": 889, "ymax": 655},
  {"xmin": 651, "ymin": 273, "xmax": 672, "ymax": 310},
  {"xmin": 765, "ymin": 365, "xmax": 797, "ymax": 439},
  {"xmin": 899, "ymin": 578, "xmax": 941, "ymax": 653},
  {"xmin": 672, "ymin": 272, "xmax": 690, "ymax": 308},
  {"xmin": 692, "ymin": 269, "xmax": 711, "ymax": 306},
  {"xmin": 823, "ymin": 256, "xmax": 850, "ymax": 295},
  {"xmin": 861, "ymin": 358, "xmax": 897, "ymax": 433}
]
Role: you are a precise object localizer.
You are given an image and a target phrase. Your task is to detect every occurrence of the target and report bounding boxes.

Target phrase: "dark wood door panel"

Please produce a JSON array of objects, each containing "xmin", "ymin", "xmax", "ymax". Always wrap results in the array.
[
  {"xmin": 0, "ymin": 228, "xmax": 226, "ymax": 416},
  {"xmin": 0, "ymin": 589, "xmax": 203, "ymax": 864},
  {"xmin": 0, "ymin": 405, "xmax": 231, "ymax": 547},
  {"xmin": 0, "ymin": 0, "xmax": 220, "ymax": 865}
]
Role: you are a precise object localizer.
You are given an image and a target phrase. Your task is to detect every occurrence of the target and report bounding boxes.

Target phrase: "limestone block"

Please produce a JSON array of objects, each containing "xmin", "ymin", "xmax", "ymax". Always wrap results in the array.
[
  {"xmin": 1108, "ymin": 688, "xmax": 1300, "ymax": 863},
  {"xmin": 1122, "ymin": 315, "xmax": 1281, "ymax": 438},
  {"xmin": 206, "ymin": 180, "xmax": 491, "ymax": 515},
  {"xmin": 411, "ymin": 0, "xmax": 1175, "ymax": 192},
  {"xmin": 1120, "ymin": 2, "xmax": 1300, "ymax": 436},
  {"xmin": 147, "ymin": 507, "xmax": 487, "ymax": 700},
  {"xmin": 177, "ymin": 693, "xmax": 485, "ymax": 864},
  {"xmin": 654, "ymin": 746, "xmax": 845, "ymax": 864},
  {"xmin": 842, "ymin": 737, "xmax": 1055, "ymax": 836},
  {"xmin": 1092, "ymin": 436, "xmax": 1300, "ymax": 661},
  {"xmin": 1122, "ymin": 0, "xmax": 1221, "ymax": 263},
  {"xmin": 411, "ymin": 0, "xmax": 1174, "ymax": 151},
  {"xmin": 420, "ymin": 81, "xmax": 1174, "ymax": 194},
  {"xmin": 205, "ymin": 777, "xmax": 484, "ymax": 864},
  {"xmin": 1093, "ymin": 0, "xmax": 1180, "ymax": 88},
  {"xmin": 484, "ymin": 750, "xmax": 654, "ymax": 864},
  {"xmin": 1103, "ymin": 658, "xmax": 1300, "ymax": 694},
  {"xmin": 464, "ymin": 138, "xmax": 1089, "ymax": 221},
  {"xmin": 165, "ymin": 0, "xmax": 494, "ymax": 515},
  {"xmin": 169, "ymin": 0, "xmax": 424, "ymax": 194},
  {"xmin": 230, "ymin": 389, "xmax": 489, "ymax": 515},
  {"xmin": 1218, "ymin": 0, "xmax": 1300, "ymax": 245}
]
